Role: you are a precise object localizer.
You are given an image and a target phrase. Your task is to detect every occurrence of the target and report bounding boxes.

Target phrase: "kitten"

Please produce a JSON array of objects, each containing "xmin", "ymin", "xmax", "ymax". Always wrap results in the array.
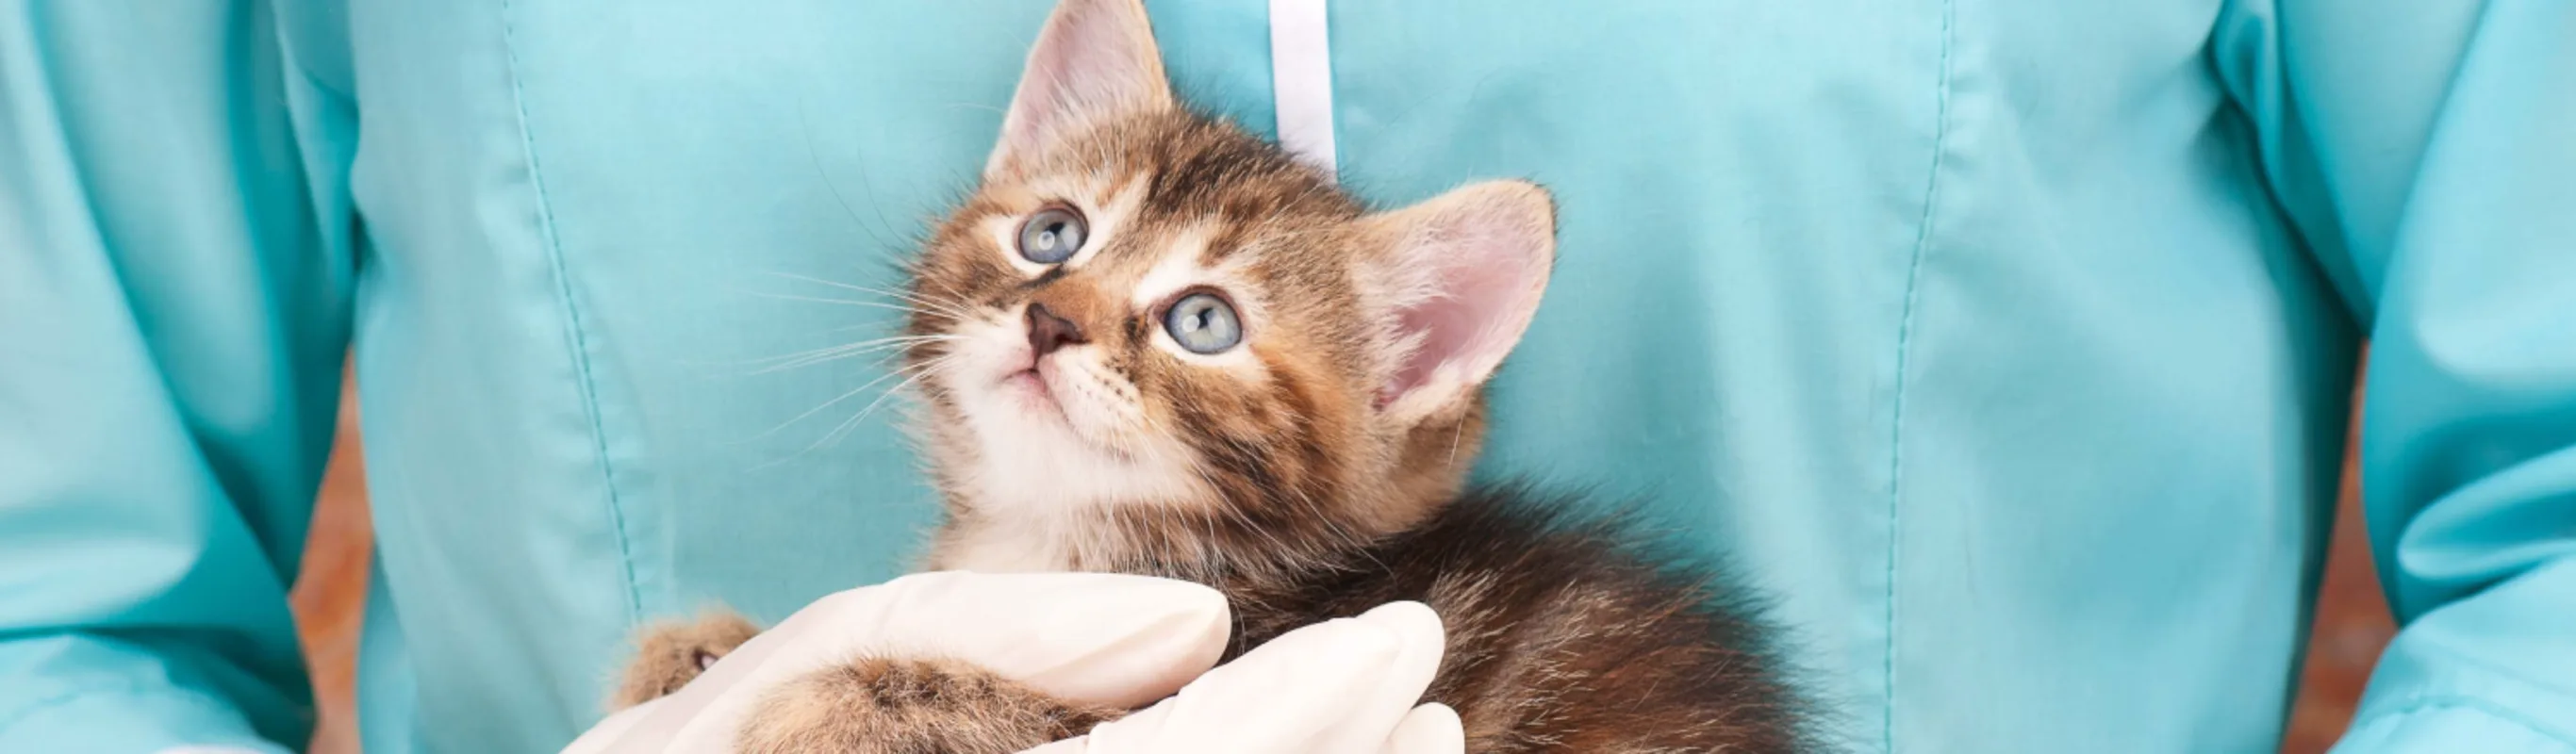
[{"xmin": 618, "ymin": 0, "xmax": 1809, "ymax": 750}]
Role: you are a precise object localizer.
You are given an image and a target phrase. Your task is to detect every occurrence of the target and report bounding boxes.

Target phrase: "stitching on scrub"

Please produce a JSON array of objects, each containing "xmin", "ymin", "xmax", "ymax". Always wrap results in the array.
[
  {"xmin": 2359, "ymin": 697, "xmax": 2576, "ymax": 748},
  {"xmin": 0, "ymin": 682, "xmax": 259, "ymax": 738},
  {"xmin": 1886, "ymin": 0, "xmax": 1955, "ymax": 750},
  {"xmin": 499, "ymin": 0, "xmax": 645, "ymax": 626}
]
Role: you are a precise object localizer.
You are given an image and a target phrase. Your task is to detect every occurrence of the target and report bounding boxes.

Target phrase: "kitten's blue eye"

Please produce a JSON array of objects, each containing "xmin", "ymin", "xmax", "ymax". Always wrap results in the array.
[
  {"xmin": 1163, "ymin": 292, "xmax": 1242, "ymax": 354},
  {"xmin": 1016, "ymin": 206, "xmax": 1086, "ymax": 264}
]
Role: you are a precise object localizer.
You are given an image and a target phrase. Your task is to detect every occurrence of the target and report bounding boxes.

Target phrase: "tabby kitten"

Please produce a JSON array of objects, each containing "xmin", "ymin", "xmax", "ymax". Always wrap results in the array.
[{"xmin": 619, "ymin": 0, "xmax": 1808, "ymax": 750}]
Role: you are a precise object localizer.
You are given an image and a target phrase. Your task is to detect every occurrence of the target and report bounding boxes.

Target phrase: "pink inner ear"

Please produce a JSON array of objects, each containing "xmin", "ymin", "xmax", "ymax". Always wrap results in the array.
[
  {"xmin": 1010, "ymin": 16, "xmax": 1133, "ymax": 142},
  {"xmin": 993, "ymin": 0, "xmax": 1169, "ymax": 171},
  {"xmin": 1380, "ymin": 219, "xmax": 1549, "ymax": 407}
]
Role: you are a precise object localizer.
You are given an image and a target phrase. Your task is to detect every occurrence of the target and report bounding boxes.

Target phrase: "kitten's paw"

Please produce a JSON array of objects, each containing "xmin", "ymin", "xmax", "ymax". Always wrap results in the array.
[
  {"xmin": 611, "ymin": 609, "xmax": 762, "ymax": 710},
  {"xmin": 738, "ymin": 656, "xmax": 1116, "ymax": 754}
]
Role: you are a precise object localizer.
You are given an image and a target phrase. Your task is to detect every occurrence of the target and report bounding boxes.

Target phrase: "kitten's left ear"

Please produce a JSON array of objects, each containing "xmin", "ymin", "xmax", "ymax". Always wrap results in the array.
[
  {"xmin": 986, "ymin": 0, "xmax": 1176, "ymax": 176},
  {"xmin": 1363, "ymin": 180, "xmax": 1557, "ymax": 428}
]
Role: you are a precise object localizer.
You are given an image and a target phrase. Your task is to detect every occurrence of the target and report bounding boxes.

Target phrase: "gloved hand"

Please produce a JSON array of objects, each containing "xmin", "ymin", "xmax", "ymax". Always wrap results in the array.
[{"xmin": 562, "ymin": 571, "xmax": 1463, "ymax": 754}]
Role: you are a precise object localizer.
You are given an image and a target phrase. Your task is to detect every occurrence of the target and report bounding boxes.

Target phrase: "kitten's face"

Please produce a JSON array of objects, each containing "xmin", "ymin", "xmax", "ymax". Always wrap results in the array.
[
  {"xmin": 908, "ymin": 113, "xmax": 1378, "ymax": 522},
  {"xmin": 902, "ymin": 0, "xmax": 1553, "ymax": 571}
]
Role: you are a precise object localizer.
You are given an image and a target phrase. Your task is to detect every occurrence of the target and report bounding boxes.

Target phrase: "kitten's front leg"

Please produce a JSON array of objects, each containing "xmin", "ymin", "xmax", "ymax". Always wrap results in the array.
[{"xmin": 738, "ymin": 656, "xmax": 1117, "ymax": 754}]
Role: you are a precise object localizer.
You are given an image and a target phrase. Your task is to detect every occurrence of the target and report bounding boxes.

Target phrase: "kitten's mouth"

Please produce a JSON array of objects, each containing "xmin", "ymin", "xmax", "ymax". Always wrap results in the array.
[
  {"xmin": 1002, "ymin": 369, "xmax": 1049, "ymax": 400},
  {"xmin": 999, "ymin": 368, "xmax": 1071, "ymax": 425}
]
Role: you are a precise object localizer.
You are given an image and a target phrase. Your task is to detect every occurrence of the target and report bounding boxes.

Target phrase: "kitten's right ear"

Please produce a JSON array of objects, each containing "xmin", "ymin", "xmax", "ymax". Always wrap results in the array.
[
  {"xmin": 1362, "ymin": 180, "xmax": 1558, "ymax": 430},
  {"xmin": 986, "ymin": 0, "xmax": 1175, "ymax": 176}
]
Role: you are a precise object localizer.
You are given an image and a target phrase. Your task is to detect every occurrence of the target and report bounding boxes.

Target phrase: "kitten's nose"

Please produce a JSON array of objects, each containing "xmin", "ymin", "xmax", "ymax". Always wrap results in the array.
[{"xmin": 1025, "ymin": 303, "xmax": 1089, "ymax": 356}]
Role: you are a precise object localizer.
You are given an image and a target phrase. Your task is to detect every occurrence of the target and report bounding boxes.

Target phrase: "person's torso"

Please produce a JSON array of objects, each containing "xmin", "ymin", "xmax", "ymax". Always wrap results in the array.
[{"xmin": 275, "ymin": 1, "xmax": 2357, "ymax": 751}]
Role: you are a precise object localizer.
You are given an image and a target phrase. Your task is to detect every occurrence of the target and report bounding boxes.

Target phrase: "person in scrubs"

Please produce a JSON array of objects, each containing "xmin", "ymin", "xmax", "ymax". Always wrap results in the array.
[{"xmin": 3, "ymin": 1, "xmax": 2570, "ymax": 752}]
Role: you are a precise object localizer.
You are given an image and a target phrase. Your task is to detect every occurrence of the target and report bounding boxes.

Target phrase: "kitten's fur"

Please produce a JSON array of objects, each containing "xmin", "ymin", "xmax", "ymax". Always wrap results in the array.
[{"xmin": 619, "ymin": 0, "xmax": 1807, "ymax": 749}]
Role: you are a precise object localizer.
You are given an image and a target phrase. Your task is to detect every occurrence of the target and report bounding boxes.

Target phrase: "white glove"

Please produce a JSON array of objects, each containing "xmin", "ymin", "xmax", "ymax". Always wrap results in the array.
[{"xmin": 561, "ymin": 571, "xmax": 1463, "ymax": 754}]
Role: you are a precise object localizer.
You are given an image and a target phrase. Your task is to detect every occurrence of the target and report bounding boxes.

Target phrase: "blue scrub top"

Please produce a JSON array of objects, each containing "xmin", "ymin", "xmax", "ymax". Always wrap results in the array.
[{"xmin": 3, "ymin": 2, "xmax": 2572, "ymax": 752}]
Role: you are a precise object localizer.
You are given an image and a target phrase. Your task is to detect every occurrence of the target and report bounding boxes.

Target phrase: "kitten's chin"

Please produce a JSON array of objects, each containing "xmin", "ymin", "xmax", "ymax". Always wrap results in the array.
[{"xmin": 949, "ymin": 377, "xmax": 1207, "ymax": 518}]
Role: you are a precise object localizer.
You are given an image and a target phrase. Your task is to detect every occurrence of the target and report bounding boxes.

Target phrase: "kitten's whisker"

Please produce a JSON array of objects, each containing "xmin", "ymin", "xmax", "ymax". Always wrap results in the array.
[
  {"xmin": 758, "ymin": 271, "xmax": 979, "ymax": 321},
  {"xmin": 742, "ymin": 336, "xmax": 959, "ymax": 375},
  {"xmin": 747, "ymin": 291, "xmax": 949, "ymax": 316},
  {"xmin": 759, "ymin": 270, "xmax": 896, "ymax": 296},
  {"xmin": 747, "ymin": 347, "xmax": 900, "ymax": 375},
  {"xmin": 805, "ymin": 278, "xmax": 974, "ymax": 311},
  {"xmin": 742, "ymin": 354, "xmax": 956, "ymax": 472},
  {"xmin": 743, "ymin": 334, "xmax": 956, "ymax": 363},
  {"xmin": 746, "ymin": 357, "xmax": 937, "ymax": 442},
  {"xmin": 738, "ymin": 346, "xmax": 933, "ymax": 378},
  {"xmin": 793, "ymin": 94, "xmax": 915, "ymax": 259},
  {"xmin": 940, "ymin": 101, "xmax": 1008, "ymax": 116},
  {"xmin": 820, "ymin": 322, "xmax": 905, "ymax": 336},
  {"xmin": 861, "ymin": 288, "xmax": 979, "ymax": 321},
  {"xmin": 811, "ymin": 364, "xmax": 943, "ymax": 452}
]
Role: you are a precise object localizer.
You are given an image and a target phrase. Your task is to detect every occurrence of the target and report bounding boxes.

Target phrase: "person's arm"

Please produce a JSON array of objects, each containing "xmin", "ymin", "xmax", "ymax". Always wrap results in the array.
[
  {"xmin": 0, "ymin": 2, "xmax": 355, "ymax": 749},
  {"xmin": 2211, "ymin": 1, "xmax": 2576, "ymax": 750}
]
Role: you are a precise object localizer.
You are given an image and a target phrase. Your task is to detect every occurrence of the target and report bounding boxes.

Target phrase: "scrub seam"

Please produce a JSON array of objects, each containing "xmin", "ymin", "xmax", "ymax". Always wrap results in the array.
[
  {"xmin": 0, "ymin": 682, "xmax": 259, "ymax": 737},
  {"xmin": 276, "ymin": 27, "xmax": 355, "ymax": 106},
  {"xmin": 2357, "ymin": 697, "xmax": 2576, "ymax": 746},
  {"xmin": 1887, "ymin": 0, "xmax": 1956, "ymax": 751},
  {"xmin": 498, "ymin": 0, "xmax": 645, "ymax": 625}
]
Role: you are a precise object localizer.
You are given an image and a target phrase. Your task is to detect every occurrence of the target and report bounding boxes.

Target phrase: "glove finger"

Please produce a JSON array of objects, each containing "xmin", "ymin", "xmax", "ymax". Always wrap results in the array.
[
  {"xmin": 1308, "ymin": 602, "xmax": 1447, "ymax": 751},
  {"xmin": 781, "ymin": 571, "xmax": 1230, "ymax": 706},
  {"xmin": 1377, "ymin": 702, "xmax": 1467, "ymax": 754},
  {"xmin": 617, "ymin": 571, "xmax": 1229, "ymax": 751},
  {"xmin": 1020, "ymin": 687, "xmax": 1464, "ymax": 754},
  {"xmin": 1076, "ymin": 600, "xmax": 1447, "ymax": 754},
  {"xmin": 558, "ymin": 697, "xmax": 664, "ymax": 754}
]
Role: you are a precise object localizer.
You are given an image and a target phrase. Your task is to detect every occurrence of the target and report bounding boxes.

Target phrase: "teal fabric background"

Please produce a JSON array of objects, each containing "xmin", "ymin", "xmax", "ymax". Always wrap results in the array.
[{"xmin": 2, "ymin": 1, "xmax": 2569, "ymax": 751}]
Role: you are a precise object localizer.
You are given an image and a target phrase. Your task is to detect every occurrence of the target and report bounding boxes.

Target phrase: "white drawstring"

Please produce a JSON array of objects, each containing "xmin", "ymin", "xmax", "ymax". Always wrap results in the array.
[{"xmin": 1268, "ymin": 0, "xmax": 1338, "ymax": 182}]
